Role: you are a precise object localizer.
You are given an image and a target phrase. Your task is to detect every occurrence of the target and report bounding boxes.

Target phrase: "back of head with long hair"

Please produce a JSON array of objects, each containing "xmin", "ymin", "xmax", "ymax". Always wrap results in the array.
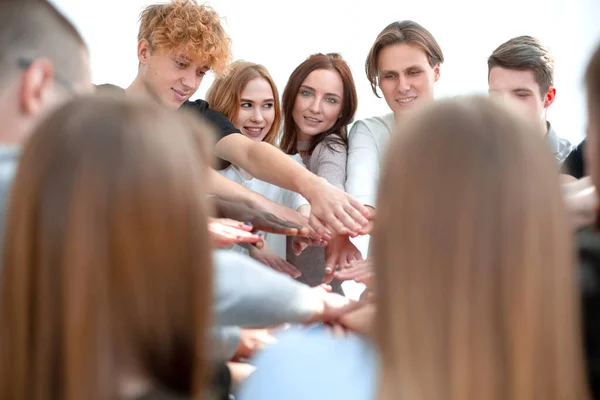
[
  {"xmin": 280, "ymin": 53, "xmax": 358, "ymax": 155},
  {"xmin": 0, "ymin": 94, "xmax": 214, "ymax": 400},
  {"xmin": 373, "ymin": 96, "xmax": 589, "ymax": 400},
  {"xmin": 206, "ymin": 60, "xmax": 281, "ymax": 145}
]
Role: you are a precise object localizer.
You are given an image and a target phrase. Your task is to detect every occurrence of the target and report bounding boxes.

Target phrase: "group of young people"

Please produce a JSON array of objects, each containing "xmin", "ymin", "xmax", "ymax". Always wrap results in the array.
[{"xmin": 0, "ymin": 0, "xmax": 599, "ymax": 399}]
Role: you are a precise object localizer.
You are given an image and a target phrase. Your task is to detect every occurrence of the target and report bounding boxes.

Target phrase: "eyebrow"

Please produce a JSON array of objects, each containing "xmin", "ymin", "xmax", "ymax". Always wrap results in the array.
[
  {"xmin": 300, "ymin": 84, "xmax": 341, "ymax": 99},
  {"xmin": 240, "ymin": 98, "xmax": 275, "ymax": 103},
  {"xmin": 512, "ymin": 88, "xmax": 534, "ymax": 93}
]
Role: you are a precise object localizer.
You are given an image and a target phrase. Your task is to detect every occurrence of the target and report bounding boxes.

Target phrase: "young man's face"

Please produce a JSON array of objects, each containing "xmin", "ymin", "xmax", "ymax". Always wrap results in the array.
[
  {"xmin": 488, "ymin": 67, "xmax": 554, "ymax": 132},
  {"xmin": 139, "ymin": 44, "xmax": 210, "ymax": 109}
]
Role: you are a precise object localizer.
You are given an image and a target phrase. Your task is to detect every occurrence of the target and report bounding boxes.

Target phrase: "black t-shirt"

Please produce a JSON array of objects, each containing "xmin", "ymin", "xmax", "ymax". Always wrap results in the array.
[
  {"xmin": 97, "ymin": 85, "xmax": 239, "ymax": 168},
  {"xmin": 181, "ymin": 99, "xmax": 240, "ymax": 141},
  {"xmin": 563, "ymin": 140, "xmax": 586, "ymax": 179}
]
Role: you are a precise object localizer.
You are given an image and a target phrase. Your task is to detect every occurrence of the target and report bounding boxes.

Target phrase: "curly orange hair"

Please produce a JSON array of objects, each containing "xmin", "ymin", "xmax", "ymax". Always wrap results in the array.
[{"xmin": 138, "ymin": 0, "xmax": 231, "ymax": 75}]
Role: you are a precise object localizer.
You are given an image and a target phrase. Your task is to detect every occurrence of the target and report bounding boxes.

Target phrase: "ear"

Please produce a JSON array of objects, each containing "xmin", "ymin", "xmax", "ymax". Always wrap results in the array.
[
  {"xmin": 544, "ymin": 87, "xmax": 556, "ymax": 108},
  {"xmin": 137, "ymin": 39, "xmax": 152, "ymax": 64},
  {"xmin": 433, "ymin": 63, "xmax": 441, "ymax": 83},
  {"xmin": 19, "ymin": 58, "xmax": 55, "ymax": 117}
]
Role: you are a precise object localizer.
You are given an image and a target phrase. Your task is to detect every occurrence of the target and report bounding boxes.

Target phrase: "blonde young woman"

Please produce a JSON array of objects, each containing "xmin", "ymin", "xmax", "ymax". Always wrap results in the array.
[
  {"xmin": 239, "ymin": 96, "xmax": 589, "ymax": 400},
  {"xmin": 206, "ymin": 60, "xmax": 319, "ymax": 278}
]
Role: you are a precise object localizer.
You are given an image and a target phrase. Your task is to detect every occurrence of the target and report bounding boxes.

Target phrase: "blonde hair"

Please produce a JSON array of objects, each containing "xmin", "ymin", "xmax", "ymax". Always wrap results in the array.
[
  {"xmin": 373, "ymin": 96, "xmax": 589, "ymax": 400},
  {"xmin": 138, "ymin": 0, "xmax": 231, "ymax": 75},
  {"xmin": 206, "ymin": 60, "xmax": 281, "ymax": 145}
]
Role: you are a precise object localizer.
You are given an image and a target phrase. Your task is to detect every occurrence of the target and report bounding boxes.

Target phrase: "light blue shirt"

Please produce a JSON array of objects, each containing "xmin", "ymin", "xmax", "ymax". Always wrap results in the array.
[{"xmin": 238, "ymin": 326, "xmax": 378, "ymax": 400}]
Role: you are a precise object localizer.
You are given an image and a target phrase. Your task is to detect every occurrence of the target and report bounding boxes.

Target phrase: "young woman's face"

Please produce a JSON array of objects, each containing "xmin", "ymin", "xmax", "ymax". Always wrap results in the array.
[
  {"xmin": 232, "ymin": 77, "xmax": 276, "ymax": 142},
  {"xmin": 377, "ymin": 43, "xmax": 440, "ymax": 116},
  {"xmin": 292, "ymin": 68, "xmax": 343, "ymax": 140}
]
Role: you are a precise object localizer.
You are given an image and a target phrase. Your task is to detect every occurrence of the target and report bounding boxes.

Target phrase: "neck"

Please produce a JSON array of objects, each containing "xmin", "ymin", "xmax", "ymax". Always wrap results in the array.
[
  {"xmin": 126, "ymin": 75, "xmax": 160, "ymax": 106},
  {"xmin": 296, "ymin": 130, "xmax": 312, "ymax": 143}
]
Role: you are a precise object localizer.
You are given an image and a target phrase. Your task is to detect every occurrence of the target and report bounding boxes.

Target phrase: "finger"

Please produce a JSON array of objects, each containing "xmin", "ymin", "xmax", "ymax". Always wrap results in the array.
[
  {"xmin": 308, "ymin": 213, "xmax": 328, "ymax": 237},
  {"xmin": 322, "ymin": 272, "xmax": 334, "ymax": 284},
  {"xmin": 346, "ymin": 196, "xmax": 371, "ymax": 222},
  {"xmin": 278, "ymin": 259, "xmax": 302, "ymax": 278},
  {"xmin": 218, "ymin": 219, "xmax": 254, "ymax": 231}
]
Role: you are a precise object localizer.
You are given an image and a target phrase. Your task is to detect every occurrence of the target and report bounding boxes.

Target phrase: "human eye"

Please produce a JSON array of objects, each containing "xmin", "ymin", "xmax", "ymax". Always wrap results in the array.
[
  {"xmin": 240, "ymin": 102, "xmax": 252, "ymax": 109},
  {"xmin": 301, "ymin": 90, "xmax": 312, "ymax": 97},
  {"xmin": 263, "ymin": 102, "xmax": 274, "ymax": 109},
  {"xmin": 197, "ymin": 69, "xmax": 207, "ymax": 77},
  {"xmin": 326, "ymin": 97, "xmax": 337, "ymax": 104}
]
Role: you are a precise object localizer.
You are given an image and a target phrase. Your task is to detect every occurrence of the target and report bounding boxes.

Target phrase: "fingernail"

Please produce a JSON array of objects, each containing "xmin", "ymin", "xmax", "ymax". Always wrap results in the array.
[
  {"xmin": 244, "ymin": 222, "xmax": 253, "ymax": 226},
  {"xmin": 325, "ymin": 267, "xmax": 333, "ymax": 274}
]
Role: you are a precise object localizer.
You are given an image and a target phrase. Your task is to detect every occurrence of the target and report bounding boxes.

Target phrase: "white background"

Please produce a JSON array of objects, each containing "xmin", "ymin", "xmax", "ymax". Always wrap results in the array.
[{"xmin": 50, "ymin": 0, "xmax": 600, "ymax": 145}]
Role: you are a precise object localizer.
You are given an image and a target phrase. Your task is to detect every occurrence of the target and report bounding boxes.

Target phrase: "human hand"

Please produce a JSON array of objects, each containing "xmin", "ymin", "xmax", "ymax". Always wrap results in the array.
[
  {"xmin": 334, "ymin": 259, "xmax": 374, "ymax": 287},
  {"xmin": 233, "ymin": 328, "xmax": 277, "ymax": 361},
  {"xmin": 212, "ymin": 197, "xmax": 309, "ymax": 236},
  {"xmin": 562, "ymin": 176, "xmax": 598, "ymax": 230},
  {"xmin": 323, "ymin": 236, "xmax": 363, "ymax": 284},
  {"xmin": 208, "ymin": 218, "xmax": 264, "ymax": 248},
  {"xmin": 305, "ymin": 178, "xmax": 371, "ymax": 237},
  {"xmin": 249, "ymin": 243, "xmax": 302, "ymax": 278}
]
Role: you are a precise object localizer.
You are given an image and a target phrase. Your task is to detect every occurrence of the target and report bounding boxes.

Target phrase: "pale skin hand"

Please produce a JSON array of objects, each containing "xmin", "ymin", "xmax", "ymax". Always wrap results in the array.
[
  {"xmin": 305, "ymin": 284, "xmax": 363, "ymax": 324},
  {"xmin": 291, "ymin": 204, "xmax": 328, "ymax": 255},
  {"xmin": 208, "ymin": 218, "xmax": 264, "ymax": 248},
  {"xmin": 561, "ymin": 176, "xmax": 598, "ymax": 230},
  {"xmin": 214, "ymin": 135, "xmax": 372, "ymax": 236},
  {"xmin": 248, "ymin": 242, "xmax": 302, "ymax": 278},
  {"xmin": 334, "ymin": 259, "xmax": 374, "ymax": 287},
  {"xmin": 323, "ymin": 235, "xmax": 363, "ymax": 284},
  {"xmin": 233, "ymin": 328, "xmax": 277, "ymax": 361}
]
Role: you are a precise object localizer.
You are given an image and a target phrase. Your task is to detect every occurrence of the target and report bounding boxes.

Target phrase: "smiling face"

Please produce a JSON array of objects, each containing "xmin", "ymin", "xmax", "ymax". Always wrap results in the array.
[
  {"xmin": 231, "ymin": 77, "xmax": 276, "ymax": 142},
  {"xmin": 377, "ymin": 43, "xmax": 440, "ymax": 116},
  {"xmin": 139, "ymin": 43, "xmax": 210, "ymax": 109},
  {"xmin": 291, "ymin": 68, "xmax": 344, "ymax": 141}
]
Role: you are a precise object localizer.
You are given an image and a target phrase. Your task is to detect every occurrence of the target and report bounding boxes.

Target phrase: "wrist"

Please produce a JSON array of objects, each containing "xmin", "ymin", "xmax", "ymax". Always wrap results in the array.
[{"xmin": 297, "ymin": 174, "xmax": 325, "ymax": 202}]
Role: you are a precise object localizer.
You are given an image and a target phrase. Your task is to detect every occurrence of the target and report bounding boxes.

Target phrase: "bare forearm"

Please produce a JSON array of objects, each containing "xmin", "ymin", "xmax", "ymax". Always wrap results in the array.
[
  {"xmin": 242, "ymin": 142, "xmax": 320, "ymax": 196},
  {"xmin": 208, "ymin": 169, "xmax": 261, "ymax": 208}
]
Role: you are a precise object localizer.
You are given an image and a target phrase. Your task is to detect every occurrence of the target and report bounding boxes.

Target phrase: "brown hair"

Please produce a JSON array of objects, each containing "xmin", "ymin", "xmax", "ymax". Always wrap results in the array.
[
  {"xmin": 586, "ymin": 43, "xmax": 600, "ymax": 121},
  {"xmin": 138, "ymin": 0, "xmax": 231, "ymax": 75},
  {"xmin": 280, "ymin": 53, "xmax": 357, "ymax": 155},
  {"xmin": 365, "ymin": 21, "xmax": 444, "ymax": 98},
  {"xmin": 0, "ymin": 94, "xmax": 213, "ymax": 400},
  {"xmin": 0, "ymin": 0, "xmax": 87, "ymax": 89},
  {"xmin": 206, "ymin": 60, "xmax": 281, "ymax": 145},
  {"xmin": 488, "ymin": 36, "xmax": 555, "ymax": 98},
  {"xmin": 373, "ymin": 96, "xmax": 589, "ymax": 400}
]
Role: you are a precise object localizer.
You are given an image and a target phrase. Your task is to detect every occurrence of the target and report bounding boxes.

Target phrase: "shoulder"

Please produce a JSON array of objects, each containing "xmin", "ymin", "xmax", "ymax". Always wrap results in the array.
[
  {"xmin": 239, "ymin": 327, "xmax": 377, "ymax": 400},
  {"xmin": 350, "ymin": 113, "xmax": 395, "ymax": 138},
  {"xmin": 181, "ymin": 99, "xmax": 210, "ymax": 113},
  {"xmin": 181, "ymin": 100, "xmax": 240, "ymax": 140}
]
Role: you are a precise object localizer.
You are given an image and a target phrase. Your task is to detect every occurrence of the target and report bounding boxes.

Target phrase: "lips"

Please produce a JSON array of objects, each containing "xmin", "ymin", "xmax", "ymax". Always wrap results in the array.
[
  {"xmin": 172, "ymin": 88, "xmax": 190, "ymax": 102},
  {"xmin": 303, "ymin": 116, "xmax": 322, "ymax": 124},
  {"xmin": 243, "ymin": 126, "xmax": 265, "ymax": 137},
  {"xmin": 395, "ymin": 97, "xmax": 417, "ymax": 104}
]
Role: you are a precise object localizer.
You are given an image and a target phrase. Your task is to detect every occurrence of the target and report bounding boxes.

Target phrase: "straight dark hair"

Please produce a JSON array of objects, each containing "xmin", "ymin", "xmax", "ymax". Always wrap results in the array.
[{"xmin": 280, "ymin": 53, "xmax": 357, "ymax": 155}]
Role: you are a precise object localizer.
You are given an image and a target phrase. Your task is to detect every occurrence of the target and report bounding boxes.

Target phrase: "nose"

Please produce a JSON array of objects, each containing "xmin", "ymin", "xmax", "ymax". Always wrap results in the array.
[
  {"xmin": 250, "ymin": 107, "xmax": 265, "ymax": 123},
  {"xmin": 396, "ymin": 75, "xmax": 411, "ymax": 93},
  {"xmin": 180, "ymin": 68, "xmax": 198, "ymax": 91},
  {"xmin": 308, "ymin": 96, "xmax": 321, "ymax": 114}
]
